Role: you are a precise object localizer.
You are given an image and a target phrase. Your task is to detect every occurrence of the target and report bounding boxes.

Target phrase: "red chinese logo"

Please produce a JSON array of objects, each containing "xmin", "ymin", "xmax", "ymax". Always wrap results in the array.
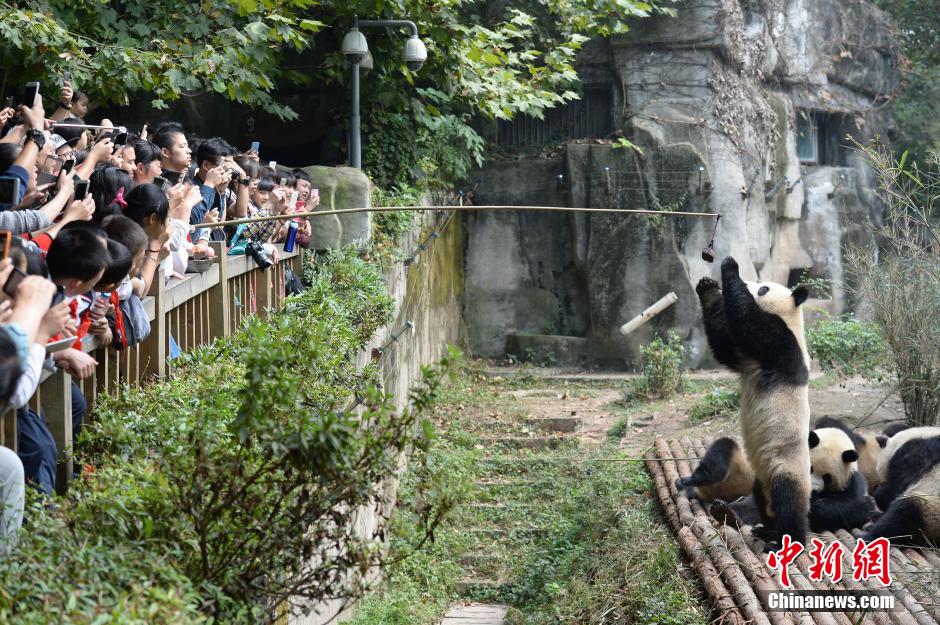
[
  {"xmin": 852, "ymin": 537, "xmax": 892, "ymax": 586},
  {"xmin": 766, "ymin": 534, "xmax": 804, "ymax": 588},
  {"xmin": 808, "ymin": 538, "xmax": 844, "ymax": 583}
]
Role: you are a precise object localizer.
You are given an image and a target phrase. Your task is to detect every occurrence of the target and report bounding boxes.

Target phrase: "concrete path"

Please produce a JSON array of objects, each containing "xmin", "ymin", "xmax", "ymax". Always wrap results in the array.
[{"xmin": 441, "ymin": 603, "xmax": 508, "ymax": 624}]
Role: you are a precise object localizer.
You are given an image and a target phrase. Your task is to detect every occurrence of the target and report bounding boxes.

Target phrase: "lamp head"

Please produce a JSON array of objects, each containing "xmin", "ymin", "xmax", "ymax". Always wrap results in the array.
[
  {"xmin": 342, "ymin": 28, "xmax": 369, "ymax": 64},
  {"xmin": 402, "ymin": 35, "xmax": 427, "ymax": 71}
]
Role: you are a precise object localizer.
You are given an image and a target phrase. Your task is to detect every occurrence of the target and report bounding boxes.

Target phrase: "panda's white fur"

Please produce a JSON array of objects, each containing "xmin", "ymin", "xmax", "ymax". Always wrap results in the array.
[
  {"xmin": 866, "ymin": 463, "xmax": 940, "ymax": 545},
  {"xmin": 810, "ymin": 428, "xmax": 858, "ymax": 493},
  {"xmin": 876, "ymin": 426, "xmax": 940, "ymax": 482},
  {"xmin": 697, "ymin": 257, "xmax": 811, "ymax": 544},
  {"xmin": 901, "ymin": 465, "xmax": 940, "ymax": 543},
  {"xmin": 738, "ymin": 280, "xmax": 811, "ymax": 518}
]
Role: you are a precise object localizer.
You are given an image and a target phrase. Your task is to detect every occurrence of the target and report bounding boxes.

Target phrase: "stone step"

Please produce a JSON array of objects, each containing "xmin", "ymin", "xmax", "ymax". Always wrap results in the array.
[
  {"xmin": 483, "ymin": 436, "xmax": 571, "ymax": 450},
  {"xmin": 456, "ymin": 578, "xmax": 508, "ymax": 598},
  {"xmin": 526, "ymin": 415, "xmax": 582, "ymax": 433},
  {"xmin": 441, "ymin": 603, "xmax": 509, "ymax": 625}
]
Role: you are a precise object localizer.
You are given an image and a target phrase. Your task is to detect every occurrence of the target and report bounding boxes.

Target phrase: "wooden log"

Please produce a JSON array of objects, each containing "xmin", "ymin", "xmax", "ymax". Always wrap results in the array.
[
  {"xmin": 720, "ymin": 526, "xmax": 806, "ymax": 625},
  {"xmin": 818, "ymin": 531, "xmax": 892, "ymax": 625},
  {"xmin": 836, "ymin": 530, "xmax": 937, "ymax": 625},
  {"xmin": 669, "ymin": 438, "xmax": 709, "ymax": 518},
  {"xmin": 678, "ymin": 525, "xmax": 748, "ymax": 625},
  {"xmin": 656, "ymin": 438, "xmax": 696, "ymax": 525},
  {"xmin": 619, "ymin": 292, "xmax": 678, "ymax": 336},
  {"xmin": 646, "ymin": 448, "xmax": 745, "ymax": 624},
  {"xmin": 689, "ymin": 516, "xmax": 773, "ymax": 625}
]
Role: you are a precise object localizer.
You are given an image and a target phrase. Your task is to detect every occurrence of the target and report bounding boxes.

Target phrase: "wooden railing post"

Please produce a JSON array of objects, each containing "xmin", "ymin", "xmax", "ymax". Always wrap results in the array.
[
  {"xmin": 40, "ymin": 368, "xmax": 72, "ymax": 495},
  {"xmin": 140, "ymin": 270, "xmax": 167, "ymax": 379},
  {"xmin": 209, "ymin": 242, "xmax": 231, "ymax": 339}
]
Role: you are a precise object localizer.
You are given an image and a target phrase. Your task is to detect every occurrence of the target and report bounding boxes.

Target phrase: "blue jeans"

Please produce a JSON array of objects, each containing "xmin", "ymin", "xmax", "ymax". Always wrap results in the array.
[
  {"xmin": 16, "ymin": 407, "xmax": 56, "ymax": 496},
  {"xmin": 15, "ymin": 382, "xmax": 86, "ymax": 495}
]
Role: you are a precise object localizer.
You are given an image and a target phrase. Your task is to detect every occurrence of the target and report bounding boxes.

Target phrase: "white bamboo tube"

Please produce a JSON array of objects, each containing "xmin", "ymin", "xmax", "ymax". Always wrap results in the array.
[{"xmin": 619, "ymin": 292, "xmax": 679, "ymax": 336}]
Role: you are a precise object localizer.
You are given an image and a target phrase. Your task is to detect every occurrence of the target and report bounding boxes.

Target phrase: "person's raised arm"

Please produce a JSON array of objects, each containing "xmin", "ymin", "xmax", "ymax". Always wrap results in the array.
[
  {"xmin": 36, "ymin": 169, "xmax": 75, "ymax": 224},
  {"xmin": 10, "ymin": 95, "xmax": 46, "ymax": 174},
  {"xmin": 48, "ymin": 81, "xmax": 73, "ymax": 123},
  {"xmin": 74, "ymin": 137, "xmax": 113, "ymax": 180}
]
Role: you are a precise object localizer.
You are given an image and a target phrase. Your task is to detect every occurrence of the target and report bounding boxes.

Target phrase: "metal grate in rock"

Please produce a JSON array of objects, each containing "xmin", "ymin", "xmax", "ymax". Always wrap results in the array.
[{"xmin": 645, "ymin": 437, "xmax": 940, "ymax": 625}]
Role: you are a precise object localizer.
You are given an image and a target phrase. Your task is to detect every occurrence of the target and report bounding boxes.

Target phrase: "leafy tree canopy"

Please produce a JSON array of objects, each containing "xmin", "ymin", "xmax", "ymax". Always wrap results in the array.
[
  {"xmin": 0, "ymin": 0, "xmax": 675, "ymax": 183},
  {"xmin": 872, "ymin": 0, "xmax": 940, "ymax": 161}
]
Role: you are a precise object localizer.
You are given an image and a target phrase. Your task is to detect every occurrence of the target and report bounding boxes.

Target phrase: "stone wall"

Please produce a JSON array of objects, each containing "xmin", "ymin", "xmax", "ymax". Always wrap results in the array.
[
  {"xmin": 465, "ymin": 0, "xmax": 898, "ymax": 368},
  {"xmin": 290, "ymin": 176, "xmax": 465, "ymax": 623}
]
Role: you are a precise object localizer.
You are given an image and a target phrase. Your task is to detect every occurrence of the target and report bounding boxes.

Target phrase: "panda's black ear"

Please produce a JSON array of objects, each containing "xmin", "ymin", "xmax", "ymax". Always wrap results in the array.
[
  {"xmin": 842, "ymin": 449, "xmax": 859, "ymax": 463},
  {"xmin": 809, "ymin": 431, "xmax": 820, "ymax": 448},
  {"xmin": 792, "ymin": 286, "xmax": 809, "ymax": 307},
  {"xmin": 876, "ymin": 435, "xmax": 888, "ymax": 448}
]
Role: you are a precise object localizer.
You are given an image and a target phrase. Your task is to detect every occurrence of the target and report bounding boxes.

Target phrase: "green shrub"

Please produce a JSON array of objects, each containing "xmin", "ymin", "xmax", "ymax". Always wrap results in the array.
[
  {"xmin": 689, "ymin": 387, "xmax": 740, "ymax": 423},
  {"xmin": 630, "ymin": 332, "xmax": 687, "ymax": 399},
  {"xmin": 806, "ymin": 313, "xmax": 887, "ymax": 379},
  {"xmin": 1, "ymin": 246, "xmax": 460, "ymax": 624}
]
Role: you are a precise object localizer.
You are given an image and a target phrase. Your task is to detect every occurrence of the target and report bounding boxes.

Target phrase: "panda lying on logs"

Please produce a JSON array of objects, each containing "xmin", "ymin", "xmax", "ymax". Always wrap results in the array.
[
  {"xmin": 864, "ymin": 426, "xmax": 940, "ymax": 546},
  {"xmin": 695, "ymin": 256, "xmax": 812, "ymax": 545}
]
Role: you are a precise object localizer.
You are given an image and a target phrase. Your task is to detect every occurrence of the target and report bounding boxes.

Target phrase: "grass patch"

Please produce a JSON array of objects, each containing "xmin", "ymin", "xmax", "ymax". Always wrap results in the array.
[
  {"xmin": 351, "ymin": 361, "xmax": 708, "ymax": 625},
  {"xmin": 689, "ymin": 387, "xmax": 740, "ymax": 423}
]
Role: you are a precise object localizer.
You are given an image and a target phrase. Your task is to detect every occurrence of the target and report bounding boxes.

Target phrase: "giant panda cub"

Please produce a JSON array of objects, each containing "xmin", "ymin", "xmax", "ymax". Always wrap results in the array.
[
  {"xmin": 873, "ymin": 426, "xmax": 940, "ymax": 512},
  {"xmin": 865, "ymin": 464, "xmax": 940, "ymax": 546},
  {"xmin": 864, "ymin": 426, "xmax": 940, "ymax": 546},
  {"xmin": 696, "ymin": 257, "xmax": 811, "ymax": 545},
  {"xmin": 676, "ymin": 437, "xmax": 754, "ymax": 502},
  {"xmin": 814, "ymin": 416, "xmax": 886, "ymax": 493},
  {"xmin": 807, "ymin": 428, "xmax": 875, "ymax": 532}
]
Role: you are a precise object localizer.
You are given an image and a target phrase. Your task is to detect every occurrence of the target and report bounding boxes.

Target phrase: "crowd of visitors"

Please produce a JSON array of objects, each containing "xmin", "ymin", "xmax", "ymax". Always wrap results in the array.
[{"xmin": 0, "ymin": 78, "xmax": 320, "ymax": 552}]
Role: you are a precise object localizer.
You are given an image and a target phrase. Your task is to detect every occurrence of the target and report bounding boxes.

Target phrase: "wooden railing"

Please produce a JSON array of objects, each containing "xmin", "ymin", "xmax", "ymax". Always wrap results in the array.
[{"xmin": 1, "ymin": 242, "xmax": 304, "ymax": 492}]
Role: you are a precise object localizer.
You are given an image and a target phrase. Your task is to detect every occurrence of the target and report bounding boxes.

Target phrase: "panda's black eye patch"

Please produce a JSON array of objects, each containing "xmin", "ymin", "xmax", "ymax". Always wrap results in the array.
[{"xmin": 758, "ymin": 286, "xmax": 769, "ymax": 296}]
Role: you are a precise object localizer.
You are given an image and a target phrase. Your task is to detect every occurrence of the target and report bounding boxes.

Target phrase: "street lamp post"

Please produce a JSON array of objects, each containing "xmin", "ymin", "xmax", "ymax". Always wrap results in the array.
[{"xmin": 341, "ymin": 17, "xmax": 428, "ymax": 169}]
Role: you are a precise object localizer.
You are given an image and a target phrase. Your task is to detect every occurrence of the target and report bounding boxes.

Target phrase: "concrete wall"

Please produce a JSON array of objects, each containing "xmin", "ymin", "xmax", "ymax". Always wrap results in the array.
[
  {"xmin": 463, "ymin": 0, "xmax": 898, "ymax": 368},
  {"xmin": 290, "ymin": 199, "xmax": 465, "ymax": 624}
]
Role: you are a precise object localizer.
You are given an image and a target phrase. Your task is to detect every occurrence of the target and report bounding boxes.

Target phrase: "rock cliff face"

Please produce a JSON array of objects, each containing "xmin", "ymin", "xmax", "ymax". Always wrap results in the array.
[{"xmin": 465, "ymin": 0, "xmax": 898, "ymax": 367}]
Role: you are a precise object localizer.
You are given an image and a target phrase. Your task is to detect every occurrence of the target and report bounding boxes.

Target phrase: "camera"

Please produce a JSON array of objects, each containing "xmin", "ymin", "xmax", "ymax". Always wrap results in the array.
[
  {"xmin": 245, "ymin": 238, "xmax": 273, "ymax": 271},
  {"xmin": 402, "ymin": 36, "xmax": 427, "ymax": 71},
  {"xmin": 341, "ymin": 28, "xmax": 369, "ymax": 64}
]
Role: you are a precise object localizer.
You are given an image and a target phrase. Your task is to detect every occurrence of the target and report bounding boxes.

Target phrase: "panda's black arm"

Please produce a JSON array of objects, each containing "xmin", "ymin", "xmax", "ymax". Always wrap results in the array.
[
  {"xmin": 809, "ymin": 473, "xmax": 875, "ymax": 532},
  {"xmin": 696, "ymin": 278, "xmax": 745, "ymax": 371},
  {"xmin": 720, "ymin": 258, "xmax": 804, "ymax": 373}
]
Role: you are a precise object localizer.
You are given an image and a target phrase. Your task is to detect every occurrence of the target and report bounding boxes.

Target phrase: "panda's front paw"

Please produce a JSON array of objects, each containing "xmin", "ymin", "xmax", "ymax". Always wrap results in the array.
[
  {"xmin": 720, "ymin": 256, "xmax": 739, "ymax": 275},
  {"xmin": 696, "ymin": 277, "xmax": 719, "ymax": 298}
]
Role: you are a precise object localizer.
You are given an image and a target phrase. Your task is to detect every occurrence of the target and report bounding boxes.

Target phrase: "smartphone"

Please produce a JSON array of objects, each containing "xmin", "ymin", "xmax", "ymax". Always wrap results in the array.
[
  {"xmin": 45, "ymin": 336, "xmax": 76, "ymax": 353},
  {"xmin": 153, "ymin": 176, "xmax": 169, "ymax": 192},
  {"xmin": 3, "ymin": 266, "xmax": 26, "ymax": 298},
  {"xmin": 250, "ymin": 141, "xmax": 260, "ymax": 153},
  {"xmin": 74, "ymin": 179, "xmax": 89, "ymax": 200},
  {"xmin": 61, "ymin": 158, "xmax": 75, "ymax": 175},
  {"xmin": 3, "ymin": 96, "xmax": 12, "ymax": 109},
  {"xmin": 0, "ymin": 231, "xmax": 10, "ymax": 260},
  {"xmin": 289, "ymin": 190, "xmax": 299, "ymax": 207},
  {"xmin": 22, "ymin": 82, "xmax": 40, "ymax": 108},
  {"xmin": 113, "ymin": 132, "xmax": 127, "ymax": 147},
  {"xmin": 0, "ymin": 178, "xmax": 19, "ymax": 205},
  {"xmin": 269, "ymin": 160, "xmax": 277, "ymax": 170},
  {"xmin": 279, "ymin": 177, "xmax": 287, "ymax": 188}
]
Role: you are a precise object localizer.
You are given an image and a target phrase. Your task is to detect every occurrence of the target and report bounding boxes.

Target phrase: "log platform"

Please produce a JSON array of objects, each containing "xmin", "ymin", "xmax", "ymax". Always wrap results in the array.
[{"xmin": 645, "ymin": 437, "xmax": 940, "ymax": 625}]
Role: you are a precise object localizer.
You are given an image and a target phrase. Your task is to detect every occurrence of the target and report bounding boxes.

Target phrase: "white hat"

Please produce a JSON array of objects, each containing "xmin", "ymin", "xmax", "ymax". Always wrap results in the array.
[{"xmin": 49, "ymin": 134, "xmax": 68, "ymax": 151}]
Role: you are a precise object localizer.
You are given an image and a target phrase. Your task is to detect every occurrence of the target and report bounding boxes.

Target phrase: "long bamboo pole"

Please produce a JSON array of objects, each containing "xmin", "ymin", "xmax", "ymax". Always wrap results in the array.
[{"xmin": 190, "ymin": 204, "xmax": 720, "ymax": 229}]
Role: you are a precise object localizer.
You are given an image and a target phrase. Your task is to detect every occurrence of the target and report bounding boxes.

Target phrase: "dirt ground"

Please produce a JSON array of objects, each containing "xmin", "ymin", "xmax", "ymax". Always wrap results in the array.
[{"xmin": 486, "ymin": 367, "xmax": 905, "ymax": 455}]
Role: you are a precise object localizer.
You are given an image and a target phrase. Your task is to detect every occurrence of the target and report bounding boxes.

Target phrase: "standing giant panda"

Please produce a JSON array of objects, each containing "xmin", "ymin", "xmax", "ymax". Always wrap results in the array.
[
  {"xmin": 696, "ymin": 257, "xmax": 811, "ymax": 545},
  {"xmin": 808, "ymin": 428, "xmax": 875, "ymax": 532},
  {"xmin": 676, "ymin": 437, "xmax": 754, "ymax": 502},
  {"xmin": 814, "ymin": 416, "xmax": 886, "ymax": 493}
]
